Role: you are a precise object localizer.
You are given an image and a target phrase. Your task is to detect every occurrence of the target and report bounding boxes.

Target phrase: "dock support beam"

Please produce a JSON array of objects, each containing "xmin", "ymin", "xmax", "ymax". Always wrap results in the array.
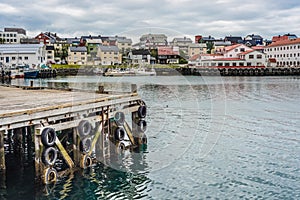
[{"xmin": 0, "ymin": 131, "xmax": 5, "ymax": 170}]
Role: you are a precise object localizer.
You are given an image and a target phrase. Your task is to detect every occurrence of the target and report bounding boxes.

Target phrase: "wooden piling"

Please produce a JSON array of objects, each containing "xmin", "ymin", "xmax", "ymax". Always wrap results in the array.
[{"xmin": 0, "ymin": 131, "xmax": 5, "ymax": 170}]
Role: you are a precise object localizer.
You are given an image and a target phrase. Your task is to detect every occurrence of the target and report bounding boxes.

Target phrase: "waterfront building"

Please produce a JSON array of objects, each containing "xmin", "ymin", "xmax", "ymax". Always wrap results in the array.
[
  {"xmin": 35, "ymin": 32, "xmax": 61, "ymax": 45},
  {"xmin": 272, "ymin": 33, "xmax": 297, "ymax": 42},
  {"xmin": 67, "ymin": 46, "xmax": 87, "ymax": 65},
  {"xmin": 157, "ymin": 46, "xmax": 180, "ymax": 64},
  {"xmin": 170, "ymin": 36, "xmax": 193, "ymax": 54},
  {"xmin": 45, "ymin": 45, "xmax": 55, "ymax": 64},
  {"xmin": 97, "ymin": 45, "xmax": 121, "ymax": 65},
  {"xmin": 188, "ymin": 43, "xmax": 207, "ymax": 58},
  {"xmin": 0, "ymin": 28, "xmax": 27, "ymax": 44},
  {"xmin": 0, "ymin": 43, "xmax": 45, "ymax": 67},
  {"xmin": 224, "ymin": 36, "xmax": 243, "ymax": 45},
  {"xmin": 136, "ymin": 33, "xmax": 168, "ymax": 49},
  {"xmin": 193, "ymin": 44, "xmax": 267, "ymax": 67},
  {"xmin": 244, "ymin": 34, "xmax": 264, "ymax": 46},
  {"xmin": 107, "ymin": 36, "xmax": 132, "ymax": 54},
  {"xmin": 128, "ymin": 49, "xmax": 151, "ymax": 65},
  {"xmin": 265, "ymin": 38, "xmax": 300, "ymax": 67}
]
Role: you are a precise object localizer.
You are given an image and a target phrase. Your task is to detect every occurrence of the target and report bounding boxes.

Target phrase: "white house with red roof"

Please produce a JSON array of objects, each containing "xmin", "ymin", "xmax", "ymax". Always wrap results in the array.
[{"xmin": 192, "ymin": 44, "xmax": 267, "ymax": 68}]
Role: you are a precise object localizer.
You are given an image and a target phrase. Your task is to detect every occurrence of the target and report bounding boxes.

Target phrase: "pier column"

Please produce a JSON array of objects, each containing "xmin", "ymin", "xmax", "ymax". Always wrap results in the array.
[
  {"xmin": 13, "ymin": 128, "xmax": 23, "ymax": 155},
  {"xmin": 34, "ymin": 126, "xmax": 42, "ymax": 181},
  {"xmin": 0, "ymin": 131, "xmax": 5, "ymax": 170},
  {"xmin": 73, "ymin": 128, "xmax": 80, "ymax": 166}
]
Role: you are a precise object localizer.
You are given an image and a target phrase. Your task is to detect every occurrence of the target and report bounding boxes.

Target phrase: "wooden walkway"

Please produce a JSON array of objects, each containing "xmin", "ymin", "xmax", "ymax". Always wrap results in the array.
[{"xmin": 0, "ymin": 85, "xmax": 147, "ymax": 184}]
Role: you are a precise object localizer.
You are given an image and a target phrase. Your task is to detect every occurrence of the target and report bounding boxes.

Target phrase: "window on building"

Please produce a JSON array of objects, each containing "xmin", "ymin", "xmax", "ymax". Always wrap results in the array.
[
  {"xmin": 239, "ymin": 62, "xmax": 244, "ymax": 66},
  {"xmin": 25, "ymin": 57, "xmax": 28, "ymax": 60},
  {"xmin": 218, "ymin": 63, "xmax": 223, "ymax": 66},
  {"xmin": 290, "ymin": 54, "xmax": 293, "ymax": 57},
  {"xmin": 81, "ymin": 52, "xmax": 85, "ymax": 55},
  {"xmin": 233, "ymin": 63, "xmax": 236, "ymax": 66},
  {"xmin": 18, "ymin": 57, "xmax": 22, "ymax": 60},
  {"xmin": 81, "ymin": 57, "xmax": 85, "ymax": 60},
  {"xmin": 14, "ymin": 39, "xmax": 16, "ymax": 42},
  {"xmin": 240, "ymin": 48, "xmax": 245, "ymax": 52},
  {"xmin": 12, "ymin": 57, "xmax": 16, "ymax": 60},
  {"xmin": 224, "ymin": 63, "xmax": 230, "ymax": 66},
  {"xmin": 247, "ymin": 62, "xmax": 251, "ymax": 66},
  {"xmin": 257, "ymin": 55, "xmax": 262, "ymax": 59},
  {"xmin": 249, "ymin": 55, "xmax": 254, "ymax": 59}
]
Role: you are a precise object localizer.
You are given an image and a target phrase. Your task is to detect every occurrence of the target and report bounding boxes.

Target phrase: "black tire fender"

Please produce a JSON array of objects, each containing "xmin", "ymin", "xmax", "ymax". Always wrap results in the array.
[
  {"xmin": 114, "ymin": 112, "xmax": 125, "ymax": 126},
  {"xmin": 42, "ymin": 147, "xmax": 58, "ymax": 166},
  {"xmin": 80, "ymin": 137, "xmax": 92, "ymax": 153},
  {"xmin": 80, "ymin": 155, "xmax": 92, "ymax": 169},
  {"xmin": 137, "ymin": 120, "xmax": 147, "ymax": 132},
  {"xmin": 43, "ymin": 168, "xmax": 58, "ymax": 184},
  {"xmin": 138, "ymin": 105, "xmax": 147, "ymax": 118},
  {"xmin": 41, "ymin": 128, "xmax": 56, "ymax": 147},
  {"xmin": 115, "ymin": 127, "xmax": 125, "ymax": 141},
  {"xmin": 78, "ymin": 120, "xmax": 92, "ymax": 137}
]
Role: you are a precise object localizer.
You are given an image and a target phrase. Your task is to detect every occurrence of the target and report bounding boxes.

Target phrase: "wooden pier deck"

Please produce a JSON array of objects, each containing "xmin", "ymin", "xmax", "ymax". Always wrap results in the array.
[{"xmin": 0, "ymin": 85, "xmax": 147, "ymax": 184}]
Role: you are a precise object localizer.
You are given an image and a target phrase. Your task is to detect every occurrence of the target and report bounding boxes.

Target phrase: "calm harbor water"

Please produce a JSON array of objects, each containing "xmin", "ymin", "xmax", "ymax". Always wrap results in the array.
[{"xmin": 2, "ymin": 74, "xmax": 300, "ymax": 199}]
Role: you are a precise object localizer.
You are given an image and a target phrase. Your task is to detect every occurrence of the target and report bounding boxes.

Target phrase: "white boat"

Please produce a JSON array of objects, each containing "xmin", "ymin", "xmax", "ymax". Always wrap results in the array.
[
  {"xmin": 104, "ymin": 68, "xmax": 135, "ymax": 76},
  {"xmin": 134, "ymin": 67, "xmax": 156, "ymax": 76}
]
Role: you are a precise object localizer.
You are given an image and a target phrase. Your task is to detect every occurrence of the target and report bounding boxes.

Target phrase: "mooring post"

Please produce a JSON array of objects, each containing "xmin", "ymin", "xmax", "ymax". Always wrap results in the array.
[
  {"xmin": 73, "ymin": 128, "xmax": 80, "ymax": 166},
  {"xmin": 131, "ymin": 84, "xmax": 137, "ymax": 93},
  {"xmin": 132, "ymin": 111, "xmax": 139, "ymax": 146},
  {"xmin": 0, "ymin": 131, "xmax": 5, "ymax": 171},
  {"xmin": 13, "ymin": 128, "xmax": 23, "ymax": 155},
  {"xmin": 34, "ymin": 126, "xmax": 42, "ymax": 181}
]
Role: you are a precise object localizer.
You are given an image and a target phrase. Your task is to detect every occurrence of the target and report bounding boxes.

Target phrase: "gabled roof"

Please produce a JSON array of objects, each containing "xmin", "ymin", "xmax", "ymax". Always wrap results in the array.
[
  {"xmin": 267, "ymin": 38, "xmax": 300, "ymax": 47},
  {"xmin": 225, "ymin": 44, "xmax": 242, "ymax": 52},
  {"xmin": 98, "ymin": 45, "xmax": 119, "ymax": 52},
  {"xmin": 157, "ymin": 47, "xmax": 179, "ymax": 55},
  {"xmin": 225, "ymin": 36, "xmax": 243, "ymax": 43},
  {"xmin": 131, "ymin": 49, "xmax": 150, "ymax": 55},
  {"xmin": 189, "ymin": 54, "xmax": 200, "ymax": 61},
  {"xmin": 238, "ymin": 50, "xmax": 255, "ymax": 55},
  {"xmin": 70, "ymin": 46, "xmax": 87, "ymax": 52},
  {"xmin": 172, "ymin": 37, "xmax": 193, "ymax": 43}
]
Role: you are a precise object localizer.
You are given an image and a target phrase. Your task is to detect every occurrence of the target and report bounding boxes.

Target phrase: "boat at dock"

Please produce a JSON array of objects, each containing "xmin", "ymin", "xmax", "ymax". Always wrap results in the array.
[
  {"xmin": 104, "ymin": 68, "xmax": 136, "ymax": 76},
  {"xmin": 24, "ymin": 69, "xmax": 39, "ymax": 78}
]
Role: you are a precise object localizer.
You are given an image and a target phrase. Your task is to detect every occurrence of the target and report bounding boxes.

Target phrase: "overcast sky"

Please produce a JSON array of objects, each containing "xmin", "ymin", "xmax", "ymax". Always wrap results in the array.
[{"xmin": 1, "ymin": 0, "xmax": 300, "ymax": 42}]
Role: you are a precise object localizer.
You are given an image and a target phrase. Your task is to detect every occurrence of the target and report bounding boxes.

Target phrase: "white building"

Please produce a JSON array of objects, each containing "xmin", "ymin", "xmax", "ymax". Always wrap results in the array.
[
  {"xmin": 0, "ymin": 44, "xmax": 45, "ymax": 67},
  {"xmin": 264, "ymin": 38, "xmax": 300, "ymax": 67},
  {"xmin": 195, "ymin": 44, "xmax": 267, "ymax": 67},
  {"xmin": 0, "ymin": 28, "xmax": 26, "ymax": 44}
]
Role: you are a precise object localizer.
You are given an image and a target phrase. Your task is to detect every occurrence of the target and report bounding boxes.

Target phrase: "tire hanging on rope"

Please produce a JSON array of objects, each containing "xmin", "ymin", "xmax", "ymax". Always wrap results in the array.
[
  {"xmin": 80, "ymin": 137, "xmax": 92, "ymax": 153},
  {"xmin": 43, "ymin": 168, "xmax": 58, "ymax": 184},
  {"xmin": 115, "ymin": 127, "xmax": 125, "ymax": 141},
  {"xmin": 80, "ymin": 154, "xmax": 92, "ymax": 169},
  {"xmin": 137, "ymin": 120, "xmax": 147, "ymax": 132},
  {"xmin": 41, "ymin": 128, "xmax": 56, "ymax": 147},
  {"xmin": 114, "ymin": 112, "xmax": 125, "ymax": 126},
  {"xmin": 78, "ymin": 120, "xmax": 92, "ymax": 137},
  {"xmin": 137, "ymin": 105, "xmax": 147, "ymax": 118},
  {"xmin": 42, "ymin": 147, "xmax": 58, "ymax": 166}
]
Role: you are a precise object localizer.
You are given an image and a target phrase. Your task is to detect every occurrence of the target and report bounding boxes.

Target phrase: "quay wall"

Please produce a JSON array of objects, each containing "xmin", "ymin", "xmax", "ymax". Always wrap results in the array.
[{"xmin": 51, "ymin": 67, "xmax": 300, "ymax": 76}]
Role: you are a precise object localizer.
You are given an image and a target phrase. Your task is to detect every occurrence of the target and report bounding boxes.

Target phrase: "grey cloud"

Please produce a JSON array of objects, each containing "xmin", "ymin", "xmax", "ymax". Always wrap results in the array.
[{"xmin": 0, "ymin": 0, "xmax": 300, "ymax": 39}]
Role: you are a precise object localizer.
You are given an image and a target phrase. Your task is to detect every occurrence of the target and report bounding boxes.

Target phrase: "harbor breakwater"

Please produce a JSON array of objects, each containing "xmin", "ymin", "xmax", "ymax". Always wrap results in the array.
[{"xmin": 54, "ymin": 67, "xmax": 300, "ymax": 76}]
